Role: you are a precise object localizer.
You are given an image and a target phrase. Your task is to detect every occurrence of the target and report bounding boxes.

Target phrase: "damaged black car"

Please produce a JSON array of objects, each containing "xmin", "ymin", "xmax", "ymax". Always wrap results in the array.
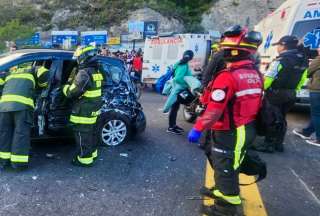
[{"xmin": 0, "ymin": 49, "xmax": 146, "ymax": 146}]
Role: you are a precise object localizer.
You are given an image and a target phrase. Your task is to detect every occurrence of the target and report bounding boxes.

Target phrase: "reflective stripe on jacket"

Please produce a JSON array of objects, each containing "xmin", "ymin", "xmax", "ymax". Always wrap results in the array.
[
  {"xmin": 36, "ymin": 66, "xmax": 50, "ymax": 88},
  {"xmin": 264, "ymin": 49, "xmax": 308, "ymax": 91},
  {"xmin": 63, "ymin": 66, "xmax": 104, "ymax": 126},
  {"xmin": 0, "ymin": 67, "xmax": 36, "ymax": 112}
]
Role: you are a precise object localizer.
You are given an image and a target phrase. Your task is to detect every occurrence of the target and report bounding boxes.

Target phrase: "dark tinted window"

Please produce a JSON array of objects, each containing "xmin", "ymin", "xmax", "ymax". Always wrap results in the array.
[
  {"xmin": 61, "ymin": 60, "xmax": 77, "ymax": 84},
  {"xmin": 291, "ymin": 20, "xmax": 320, "ymax": 38}
]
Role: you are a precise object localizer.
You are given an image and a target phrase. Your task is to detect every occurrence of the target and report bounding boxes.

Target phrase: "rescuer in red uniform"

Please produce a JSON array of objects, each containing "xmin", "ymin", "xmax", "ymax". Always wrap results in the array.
[{"xmin": 188, "ymin": 25, "xmax": 263, "ymax": 216}]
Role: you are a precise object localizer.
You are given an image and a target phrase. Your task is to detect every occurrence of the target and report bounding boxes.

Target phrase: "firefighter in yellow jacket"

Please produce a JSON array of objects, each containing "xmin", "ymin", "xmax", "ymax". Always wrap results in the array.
[
  {"xmin": 63, "ymin": 46, "xmax": 103, "ymax": 167},
  {"xmin": 0, "ymin": 64, "xmax": 49, "ymax": 170}
]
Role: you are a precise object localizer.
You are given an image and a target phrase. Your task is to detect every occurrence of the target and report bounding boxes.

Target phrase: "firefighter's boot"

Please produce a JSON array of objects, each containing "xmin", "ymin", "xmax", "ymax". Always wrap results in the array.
[{"xmin": 201, "ymin": 199, "xmax": 242, "ymax": 216}]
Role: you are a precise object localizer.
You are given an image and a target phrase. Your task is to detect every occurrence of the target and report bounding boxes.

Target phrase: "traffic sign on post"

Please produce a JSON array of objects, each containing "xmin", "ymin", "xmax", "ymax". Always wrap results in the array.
[
  {"xmin": 52, "ymin": 31, "xmax": 78, "ymax": 46},
  {"xmin": 81, "ymin": 31, "xmax": 108, "ymax": 46},
  {"xmin": 31, "ymin": 32, "xmax": 40, "ymax": 45},
  {"xmin": 143, "ymin": 21, "xmax": 158, "ymax": 38},
  {"xmin": 107, "ymin": 37, "xmax": 121, "ymax": 45},
  {"xmin": 128, "ymin": 21, "xmax": 144, "ymax": 41}
]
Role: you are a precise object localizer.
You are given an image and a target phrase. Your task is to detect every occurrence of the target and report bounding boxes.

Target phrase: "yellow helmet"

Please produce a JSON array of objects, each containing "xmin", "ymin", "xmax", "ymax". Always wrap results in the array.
[
  {"xmin": 211, "ymin": 43, "xmax": 219, "ymax": 49},
  {"xmin": 73, "ymin": 45, "xmax": 97, "ymax": 64},
  {"xmin": 211, "ymin": 43, "xmax": 220, "ymax": 52}
]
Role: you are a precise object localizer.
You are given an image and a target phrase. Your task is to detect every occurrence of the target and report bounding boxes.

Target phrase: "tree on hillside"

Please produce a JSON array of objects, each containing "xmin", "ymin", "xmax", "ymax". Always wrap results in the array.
[{"xmin": 0, "ymin": 19, "xmax": 35, "ymax": 51}]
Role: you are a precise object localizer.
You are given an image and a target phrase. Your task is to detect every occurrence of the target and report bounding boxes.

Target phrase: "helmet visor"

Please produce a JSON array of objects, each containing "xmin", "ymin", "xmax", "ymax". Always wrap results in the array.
[
  {"xmin": 244, "ymin": 31, "xmax": 263, "ymax": 46},
  {"xmin": 223, "ymin": 25, "xmax": 243, "ymax": 37}
]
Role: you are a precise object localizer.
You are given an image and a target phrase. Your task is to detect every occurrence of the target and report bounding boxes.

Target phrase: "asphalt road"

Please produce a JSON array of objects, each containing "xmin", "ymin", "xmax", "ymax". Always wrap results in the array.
[{"xmin": 0, "ymin": 90, "xmax": 319, "ymax": 216}]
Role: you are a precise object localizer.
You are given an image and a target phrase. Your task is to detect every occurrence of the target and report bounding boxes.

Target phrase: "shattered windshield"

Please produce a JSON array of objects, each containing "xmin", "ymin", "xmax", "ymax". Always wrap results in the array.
[{"xmin": 101, "ymin": 61, "xmax": 135, "ymax": 93}]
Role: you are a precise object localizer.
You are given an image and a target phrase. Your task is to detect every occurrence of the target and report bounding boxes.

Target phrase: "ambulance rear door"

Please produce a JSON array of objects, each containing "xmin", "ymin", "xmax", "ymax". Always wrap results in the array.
[
  {"xmin": 142, "ymin": 36, "xmax": 184, "ymax": 84},
  {"xmin": 290, "ymin": 0, "xmax": 320, "ymax": 101},
  {"xmin": 182, "ymin": 34, "xmax": 211, "ymax": 73},
  {"xmin": 255, "ymin": 0, "xmax": 300, "ymax": 72},
  {"xmin": 290, "ymin": 0, "xmax": 320, "ymax": 39}
]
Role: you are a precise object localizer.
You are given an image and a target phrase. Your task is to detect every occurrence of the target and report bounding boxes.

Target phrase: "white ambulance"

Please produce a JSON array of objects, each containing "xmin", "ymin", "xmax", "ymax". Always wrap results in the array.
[
  {"xmin": 255, "ymin": 0, "xmax": 320, "ymax": 103},
  {"xmin": 142, "ymin": 34, "xmax": 211, "ymax": 84}
]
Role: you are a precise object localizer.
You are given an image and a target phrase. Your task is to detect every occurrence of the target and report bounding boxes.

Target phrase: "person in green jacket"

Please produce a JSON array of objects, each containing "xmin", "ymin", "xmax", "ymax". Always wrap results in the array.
[{"xmin": 167, "ymin": 50, "xmax": 194, "ymax": 135}]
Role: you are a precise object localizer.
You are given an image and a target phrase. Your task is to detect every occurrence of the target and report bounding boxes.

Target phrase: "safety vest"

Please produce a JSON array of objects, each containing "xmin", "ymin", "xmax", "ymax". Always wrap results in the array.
[
  {"xmin": 0, "ymin": 67, "xmax": 36, "ymax": 112},
  {"xmin": 270, "ymin": 50, "xmax": 308, "ymax": 90},
  {"xmin": 37, "ymin": 66, "xmax": 49, "ymax": 88},
  {"xmin": 69, "ymin": 70, "xmax": 104, "ymax": 126},
  {"xmin": 0, "ymin": 75, "xmax": 4, "ymax": 94},
  {"xmin": 200, "ymin": 61, "xmax": 263, "ymax": 130}
]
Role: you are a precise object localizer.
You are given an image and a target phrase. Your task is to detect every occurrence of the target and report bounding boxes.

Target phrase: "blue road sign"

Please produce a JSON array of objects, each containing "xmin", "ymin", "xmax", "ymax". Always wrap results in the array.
[
  {"xmin": 31, "ymin": 32, "xmax": 40, "ymax": 45},
  {"xmin": 81, "ymin": 31, "xmax": 108, "ymax": 46},
  {"xmin": 128, "ymin": 21, "xmax": 144, "ymax": 33},
  {"xmin": 144, "ymin": 21, "xmax": 158, "ymax": 38},
  {"xmin": 51, "ymin": 31, "xmax": 78, "ymax": 46}
]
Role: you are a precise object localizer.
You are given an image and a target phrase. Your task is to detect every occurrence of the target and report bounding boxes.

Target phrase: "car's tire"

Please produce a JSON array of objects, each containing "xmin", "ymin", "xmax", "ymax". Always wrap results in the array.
[
  {"xmin": 135, "ymin": 84, "xmax": 142, "ymax": 99},
  {"xmin": 183, "ymin": 106, "xmax": 197, "ymax": 123},
  {"xmin": 99, "ymin": 112, "xmax": 131, "ymax": 146}
]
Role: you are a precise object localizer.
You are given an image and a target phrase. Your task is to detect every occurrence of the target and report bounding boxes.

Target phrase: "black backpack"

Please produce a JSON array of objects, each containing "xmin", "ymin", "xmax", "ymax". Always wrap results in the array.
[{"xmin": 256, "ymin": 97, "xmax": 286, "ymax": 137}]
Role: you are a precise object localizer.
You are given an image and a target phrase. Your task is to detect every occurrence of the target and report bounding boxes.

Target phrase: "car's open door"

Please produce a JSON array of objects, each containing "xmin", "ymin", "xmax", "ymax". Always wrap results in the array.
[
  {"xmin": 37, "ymin": 58, "xmax": 71, "ymax": 136},
  {"xmin": 46, "ymin": 59, "xmax": 77, "ymax": 136}
]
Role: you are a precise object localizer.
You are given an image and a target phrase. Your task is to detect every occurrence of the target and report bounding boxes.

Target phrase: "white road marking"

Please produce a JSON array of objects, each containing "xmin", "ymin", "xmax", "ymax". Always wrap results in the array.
[
  {"xmin": 290, "ymin": 168, "xmax": 320, "ymax": 206},
  {"xmin": 306, "ymin": 141, "xmax": 320, "ymax": 148}
]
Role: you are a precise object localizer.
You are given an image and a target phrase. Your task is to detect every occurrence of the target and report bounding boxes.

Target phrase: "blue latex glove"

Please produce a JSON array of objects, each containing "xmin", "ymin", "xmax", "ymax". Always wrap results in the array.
[{"xmin": 188, "ymin": 128, "xmax": 202, "ymax": 143}]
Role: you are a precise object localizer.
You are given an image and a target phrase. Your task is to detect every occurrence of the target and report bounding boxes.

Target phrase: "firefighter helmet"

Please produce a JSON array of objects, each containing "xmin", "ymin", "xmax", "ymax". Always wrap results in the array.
[
  {"xmin": 73, "ymin": 45, "xmax": 98, "ymax": 64},
  {"xmin": 220, "ymin": 25, "xmax": 262, "ymax": 55}
]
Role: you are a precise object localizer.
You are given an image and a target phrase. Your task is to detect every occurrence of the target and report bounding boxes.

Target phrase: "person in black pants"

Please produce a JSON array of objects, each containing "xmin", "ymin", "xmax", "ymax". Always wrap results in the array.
[
  {"xmin": 255, "ymin": 36, "xmax": 309, "ymax": 153},
  {"xmin": 168, "ymin": 100, "xmax": 181, "ymax": 133},
  {"xmin": 166, "ymin": 50, "xmax": 194, "ymax": 135}
]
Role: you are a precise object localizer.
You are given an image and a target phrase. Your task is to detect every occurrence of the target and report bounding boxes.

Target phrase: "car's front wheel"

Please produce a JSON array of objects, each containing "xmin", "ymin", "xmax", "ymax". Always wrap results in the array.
[{"xmin": 99, "ymin": 112, "xmax": 131, "ymax": 146}]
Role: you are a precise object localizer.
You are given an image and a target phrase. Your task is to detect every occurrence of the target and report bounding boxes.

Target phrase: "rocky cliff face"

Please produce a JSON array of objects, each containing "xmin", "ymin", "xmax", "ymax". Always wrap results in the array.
[
  {"xmin": 2, "ymin": 0, "xmax": 287, "ymax": 34},
  {"xmin": 201, "ymin": 0, "xmax": 285, "ymax": 32},
  {"xmin": 109, "ymin": 8, "xmax": 184, "ymax": 36}
]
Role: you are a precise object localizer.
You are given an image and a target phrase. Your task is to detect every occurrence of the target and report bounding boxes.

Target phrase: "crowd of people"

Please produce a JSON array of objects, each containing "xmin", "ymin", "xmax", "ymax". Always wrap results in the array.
[{"xmin": 99, "ymin": 47, "xmax": 143, "ymax": 78}]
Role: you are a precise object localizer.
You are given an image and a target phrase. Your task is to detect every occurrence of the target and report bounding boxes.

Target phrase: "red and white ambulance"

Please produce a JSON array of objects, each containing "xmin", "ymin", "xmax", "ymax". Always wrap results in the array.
[
  {"xmin": 141, "ymin": 34, "xmax": 211, "ymax": 84},
  {"xmin": 255, "ymin": 0, "xmax": 320, "ymax": 103}
]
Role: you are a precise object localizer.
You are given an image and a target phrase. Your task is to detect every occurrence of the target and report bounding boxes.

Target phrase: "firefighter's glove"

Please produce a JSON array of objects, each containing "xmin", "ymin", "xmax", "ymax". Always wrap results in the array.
[{"xmin": 188, "ymin": 128, "xmax": 202, "ymax": 143}]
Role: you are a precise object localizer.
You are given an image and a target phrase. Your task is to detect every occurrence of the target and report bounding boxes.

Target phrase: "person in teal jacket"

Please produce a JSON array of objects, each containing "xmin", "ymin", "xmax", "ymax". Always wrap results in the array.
[{"xmin": 167, "ymin": 50, "xmax": 194, "ymax": 135}]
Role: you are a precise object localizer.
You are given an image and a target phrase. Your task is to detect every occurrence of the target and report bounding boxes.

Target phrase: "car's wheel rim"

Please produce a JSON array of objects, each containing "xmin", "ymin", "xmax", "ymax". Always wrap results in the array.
[{"xmin": 102, "ymin": 120, "xmax": 127, "ymax": 146}]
